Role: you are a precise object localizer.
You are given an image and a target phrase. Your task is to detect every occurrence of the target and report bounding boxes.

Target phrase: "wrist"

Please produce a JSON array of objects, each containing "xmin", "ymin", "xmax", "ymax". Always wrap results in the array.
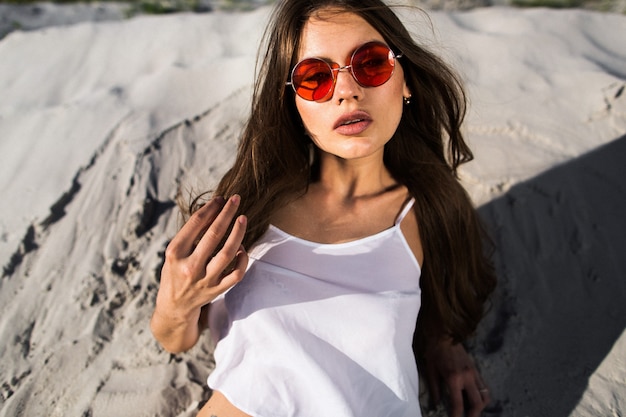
[
  {"xmin": 154, "ymin": 290, "xmax": 202, "ymax": 322},
  {"xmin": 154, "ymin": 300, "xmax": 200, "ymax": 326},
  {"xmin": 423, "ymin": 335, "xmax": 455, "ymax": 358}
]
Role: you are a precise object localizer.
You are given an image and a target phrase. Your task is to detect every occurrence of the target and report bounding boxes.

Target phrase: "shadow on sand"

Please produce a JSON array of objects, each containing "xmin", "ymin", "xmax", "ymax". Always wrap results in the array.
[{"xmin": 476, "ymin": 134, "xmax": 626, "ymax": 415}]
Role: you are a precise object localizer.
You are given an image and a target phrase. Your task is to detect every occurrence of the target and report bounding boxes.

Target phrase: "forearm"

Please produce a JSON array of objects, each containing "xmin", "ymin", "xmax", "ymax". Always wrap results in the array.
[
  {"xmin": 425, "ymin": 334, "xmax": 456, "ymax": 354},
  {"xmin": 150, "ymin": 301, "xmax": 203, "ymax": 353}
]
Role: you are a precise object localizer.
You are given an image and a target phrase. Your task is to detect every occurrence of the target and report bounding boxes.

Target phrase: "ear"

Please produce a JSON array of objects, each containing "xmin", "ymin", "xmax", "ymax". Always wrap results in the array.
[{"xmin": 403, "ymin": 82, "xmax": 412, "ymax": 101}]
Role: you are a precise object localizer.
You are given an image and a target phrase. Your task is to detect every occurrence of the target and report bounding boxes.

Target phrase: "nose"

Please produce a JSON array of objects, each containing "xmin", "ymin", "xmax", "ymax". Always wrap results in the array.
[{"xmin": 333, "ymin": 65, "xmax": 362, "ymax": 103}]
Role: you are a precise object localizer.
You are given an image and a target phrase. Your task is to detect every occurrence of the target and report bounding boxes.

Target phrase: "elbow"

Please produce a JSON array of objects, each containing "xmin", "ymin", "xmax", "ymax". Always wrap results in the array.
[
  {"xmin": 151, "ymin": 332, "xmax": 193, "ymax": 355},
  {"xmin": 159, "ymin": 342, "xmax": 189, "ymax": 355}
]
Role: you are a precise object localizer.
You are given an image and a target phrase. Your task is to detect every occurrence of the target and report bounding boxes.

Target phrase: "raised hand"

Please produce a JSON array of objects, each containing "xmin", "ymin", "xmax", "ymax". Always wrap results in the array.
[{"xmin": 150, "ymin": 195, "xmax": 248, "ymax": 353}]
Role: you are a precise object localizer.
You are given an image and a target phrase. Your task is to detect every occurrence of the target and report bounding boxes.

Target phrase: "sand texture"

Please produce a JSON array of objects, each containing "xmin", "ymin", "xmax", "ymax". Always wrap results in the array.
[{"xmin": 0, "ymin": 5, "xmax": 624, "ymax": 417}]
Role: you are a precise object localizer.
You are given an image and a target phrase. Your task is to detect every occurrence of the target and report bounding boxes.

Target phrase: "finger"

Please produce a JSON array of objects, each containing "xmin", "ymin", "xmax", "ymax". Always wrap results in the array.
[
  {"xmin": 206, "ymin": 214, "xmax": 248, "ymax": 277},
  {"xmin": 166, "ymin": 196, "xmax": 225, "ymax": 258},
  {"xmin": 480, "ymin": 386, "xmax": 491, "ymax": 406},
  {"xmin": 213, "ymin": 244, "xmax": 249, "ymax": 295},
  {"xmin": 194, "ymin": 194, "xmax": 241, "ymax": 262},
  {"xmin": 465, "ymin": 385, "xmax": 485, "ymax": 417},
  {"xmin": 447, "ymin": 381, "xmax": 465, "ymax": 417},
  {"xmin": 477, "ymin": 380, "xmax": 491, "ymax": 409},
  {"xmin": 475, "ymin": 370, "xmax": 491, "ymax": 407}
]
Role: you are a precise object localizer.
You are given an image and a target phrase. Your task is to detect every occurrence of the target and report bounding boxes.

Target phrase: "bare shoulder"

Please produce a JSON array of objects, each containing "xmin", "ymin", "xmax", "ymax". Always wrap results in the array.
[
  {"xmin": 272, "ymin": 184, "xmax": 418, "ymax": 245},
  {"xmin": 197, "ymin": 390, "xmax": 251, "ymax": 417},
  {"xmin": 400, "ymin": 200, "xmax": 424, "ymax": 267}
]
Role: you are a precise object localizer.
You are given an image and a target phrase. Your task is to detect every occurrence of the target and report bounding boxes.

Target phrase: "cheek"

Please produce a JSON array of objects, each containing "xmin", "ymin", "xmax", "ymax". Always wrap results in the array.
[
  {"xmin": 393, "ymin": 74, "xmax": 409, "ymax": 112},
  {"xmin": 295, "ymin": 99, "xmax": 307, "ymax": 122},
  {"xmin": 296, "ymin": 100, "xmax": 323, "ymax": 136},
  {"xmin": 381, "ymin": 85, "xmax": 406, "ymax": 131}
]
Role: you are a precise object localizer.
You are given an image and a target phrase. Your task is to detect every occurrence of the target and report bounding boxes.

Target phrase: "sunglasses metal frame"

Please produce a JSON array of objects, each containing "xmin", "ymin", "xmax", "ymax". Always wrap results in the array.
[{"xmin": 286, "ymin": 41, "xmax": 403, "ymax": 102}]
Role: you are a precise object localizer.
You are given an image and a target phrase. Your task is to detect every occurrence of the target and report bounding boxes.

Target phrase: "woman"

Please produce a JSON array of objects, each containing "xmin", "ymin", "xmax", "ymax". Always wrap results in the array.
[{"xmin": 151, "ymin": 0, "xmax": 496, "ymax": 416}]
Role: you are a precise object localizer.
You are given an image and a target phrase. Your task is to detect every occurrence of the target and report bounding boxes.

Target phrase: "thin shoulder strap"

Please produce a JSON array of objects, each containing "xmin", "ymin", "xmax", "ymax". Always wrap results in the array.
[{"xmin": 395, "ymin": 197, "xmax": 416, "ymax": 226}]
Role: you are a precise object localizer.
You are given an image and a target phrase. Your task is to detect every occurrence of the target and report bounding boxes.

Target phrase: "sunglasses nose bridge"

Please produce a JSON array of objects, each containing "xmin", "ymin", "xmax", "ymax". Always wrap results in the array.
[
  {"xmin": 332, "ymin": 64, "xmax": 359, "ymax": 86},
  {"xmin": 331, "ymin": 64, "xmax": 353, "ymax": 79}
]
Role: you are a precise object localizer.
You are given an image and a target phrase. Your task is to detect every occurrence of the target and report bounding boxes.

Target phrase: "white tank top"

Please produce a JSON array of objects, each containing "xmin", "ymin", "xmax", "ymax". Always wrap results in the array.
[{"xmin": 208, "ymin": 198, "xmax": 422, "ymax": 417}]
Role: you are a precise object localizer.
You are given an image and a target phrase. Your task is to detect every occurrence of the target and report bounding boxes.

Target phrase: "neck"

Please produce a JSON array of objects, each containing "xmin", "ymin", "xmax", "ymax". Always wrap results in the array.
[{"xmin": 315, "ymin": 150, "xmax": 397, "ymax": 201}]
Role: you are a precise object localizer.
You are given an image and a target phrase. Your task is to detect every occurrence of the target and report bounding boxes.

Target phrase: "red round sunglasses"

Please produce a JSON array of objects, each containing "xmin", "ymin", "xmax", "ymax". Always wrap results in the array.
[{"xmin": 286, "ymin": 41, "xmax": 403, "ymax": 102}]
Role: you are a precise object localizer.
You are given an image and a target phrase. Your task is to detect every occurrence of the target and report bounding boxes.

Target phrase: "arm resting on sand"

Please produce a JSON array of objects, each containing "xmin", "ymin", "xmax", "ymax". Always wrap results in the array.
[{"xmin": 423, "ymin": 336, "xmax": 490, "ymax": 417}]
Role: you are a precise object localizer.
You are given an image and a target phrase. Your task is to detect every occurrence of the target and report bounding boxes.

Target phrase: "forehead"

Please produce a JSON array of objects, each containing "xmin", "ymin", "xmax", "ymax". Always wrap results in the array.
[{"xmin": 298, "ymin": 10, "xmax": 385, "ymax": 60}]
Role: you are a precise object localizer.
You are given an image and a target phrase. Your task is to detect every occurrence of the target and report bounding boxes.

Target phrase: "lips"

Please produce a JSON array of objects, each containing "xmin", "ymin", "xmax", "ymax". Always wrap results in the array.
[{"xmin": 333, "ymin": 110, "xmax": 373, "ymax": 135}]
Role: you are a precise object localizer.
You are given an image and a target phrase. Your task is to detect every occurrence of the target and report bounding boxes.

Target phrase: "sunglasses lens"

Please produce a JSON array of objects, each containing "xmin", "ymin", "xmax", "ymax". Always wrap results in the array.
[
  {"xmin": 291, "ymin": 58, "xmax": 335, "ymax": 101},
  {"xmin": 352, "ymin": 42, "xmax": 396, "ymax": 87},
  {"xmin": 289, "ymin": 43, "xmax": 397, "ymax": 101}
]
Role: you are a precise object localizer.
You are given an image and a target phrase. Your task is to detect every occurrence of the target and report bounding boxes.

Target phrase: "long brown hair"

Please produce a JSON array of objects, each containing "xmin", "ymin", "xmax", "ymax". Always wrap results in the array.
[{"xmin": 194, "ymin": 0, "xmax": 496, "ymax": 355}]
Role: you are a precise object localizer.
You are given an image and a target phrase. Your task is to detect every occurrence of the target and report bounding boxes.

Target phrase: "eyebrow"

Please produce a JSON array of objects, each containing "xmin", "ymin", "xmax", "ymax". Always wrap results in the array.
[{"xmin": 298, "ymin": 39, "xmax": 385, "ymax": 62}]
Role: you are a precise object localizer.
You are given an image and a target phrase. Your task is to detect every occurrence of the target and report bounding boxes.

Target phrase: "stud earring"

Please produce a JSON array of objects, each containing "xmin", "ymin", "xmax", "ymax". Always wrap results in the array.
[{"xmin": 403, "ymin": 95, "xmax": 412, "ymax": 105}]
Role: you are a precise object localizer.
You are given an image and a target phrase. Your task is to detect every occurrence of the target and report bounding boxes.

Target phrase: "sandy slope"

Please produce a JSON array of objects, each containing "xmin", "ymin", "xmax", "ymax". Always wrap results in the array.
[
  {"xmin": 476, "ymin": 135, "xmax": 626, "ymax": 416},
  {"xmin": 0, "ymin": 5, "xmax": 624, "ymax": 417}
]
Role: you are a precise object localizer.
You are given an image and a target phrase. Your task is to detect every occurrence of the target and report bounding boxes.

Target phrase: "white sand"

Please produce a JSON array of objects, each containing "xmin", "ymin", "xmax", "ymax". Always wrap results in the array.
[{"xmin": 0, "ymin": 4, "xmax": 624, "ymax": 417}]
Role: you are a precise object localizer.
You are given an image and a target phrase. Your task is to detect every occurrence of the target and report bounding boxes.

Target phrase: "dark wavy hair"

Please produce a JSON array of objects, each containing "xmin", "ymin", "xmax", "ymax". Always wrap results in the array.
[{"xmin": 190, "ymin": 0, "xmax": 496, "ymax": 359}]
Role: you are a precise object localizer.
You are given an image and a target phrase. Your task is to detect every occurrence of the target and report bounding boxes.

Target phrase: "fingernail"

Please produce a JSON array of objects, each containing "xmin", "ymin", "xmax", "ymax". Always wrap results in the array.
[
  {"xmin": 214, "ymin": 195, "xmax": 225, "ymax": 204},
  {"xmin": 238, "ymin": 215, "xmax": 247, "ymax": 225},
  {"xmin": 231, "ymin": 194, "xmax": 241, "ymax": 205}
]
